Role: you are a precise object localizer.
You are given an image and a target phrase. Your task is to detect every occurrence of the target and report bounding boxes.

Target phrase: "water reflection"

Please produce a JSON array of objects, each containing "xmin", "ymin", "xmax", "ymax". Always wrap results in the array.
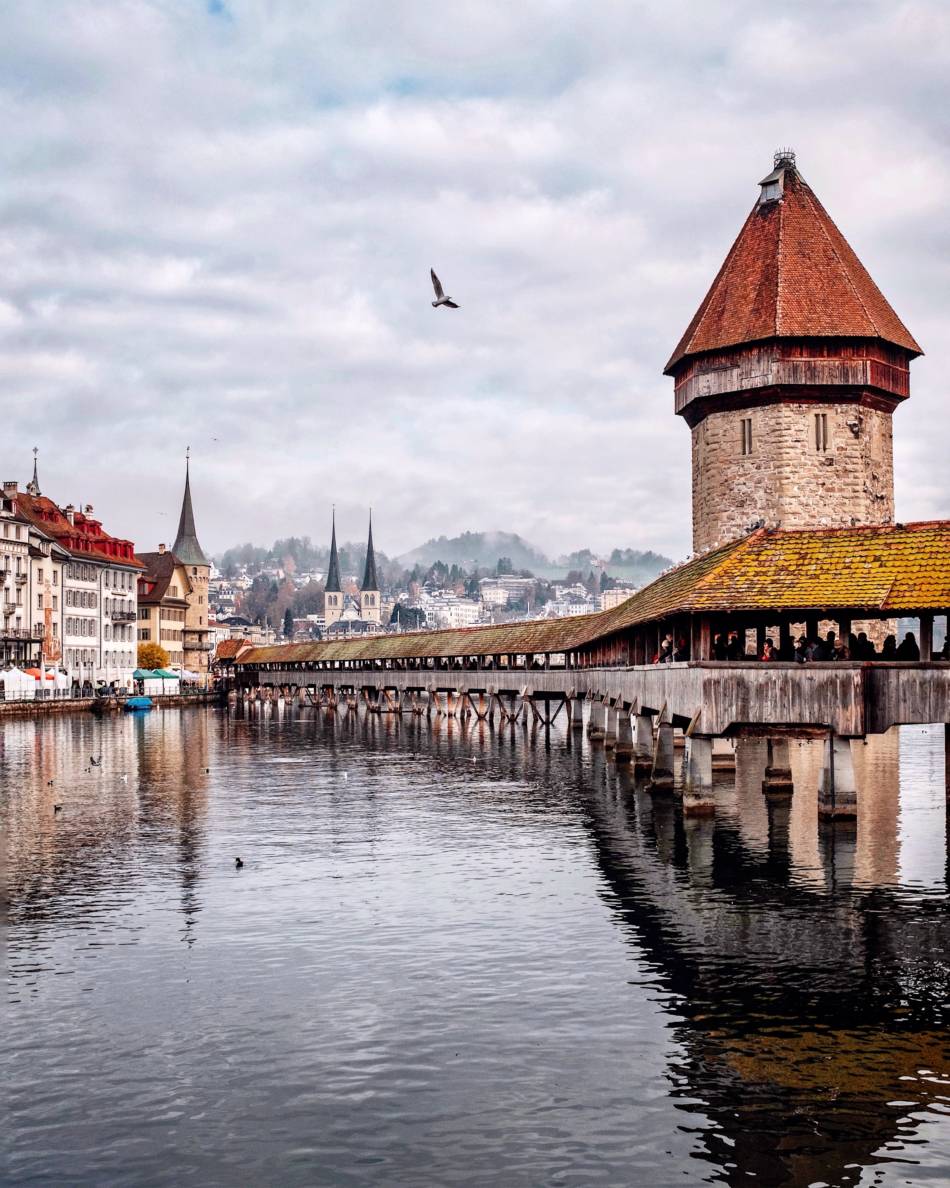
[{"xmin": 2, "ymin": 707, "xmax": 949, "ymax": 1186}]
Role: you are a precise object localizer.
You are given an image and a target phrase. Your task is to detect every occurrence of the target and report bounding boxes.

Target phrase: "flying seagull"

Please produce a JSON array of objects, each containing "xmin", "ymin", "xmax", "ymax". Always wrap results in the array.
[{"xmin": 430, "ymin": 269, "xmax": 459, "ymax": 309}]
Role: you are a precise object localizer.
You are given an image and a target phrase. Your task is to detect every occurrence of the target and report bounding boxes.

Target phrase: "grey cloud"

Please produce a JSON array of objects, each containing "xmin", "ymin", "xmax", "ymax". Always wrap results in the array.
[{"xmin": 0, "ymin": 0, "xmax": 947, "ymax": 564}]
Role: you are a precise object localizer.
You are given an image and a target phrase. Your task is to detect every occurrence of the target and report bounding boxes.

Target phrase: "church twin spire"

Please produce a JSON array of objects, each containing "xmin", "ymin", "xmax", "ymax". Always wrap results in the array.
[{"xmin": 324, "ymin": 508, "xmax": 378, "ymax": 594}]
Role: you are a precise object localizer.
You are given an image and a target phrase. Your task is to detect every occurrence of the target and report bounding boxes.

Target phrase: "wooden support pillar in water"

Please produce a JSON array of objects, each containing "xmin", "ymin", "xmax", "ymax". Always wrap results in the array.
[
  {"xmin": 763, "ymin": 737, "xmax": 794, "ymax": 798},
  {"xmin": 615, "ymin": 710, "xmax": 633, "ymax": 763},
  {"xmin": 683, "ymin": 735, "xmax": 715, "ymax": 815},
  {"xmin": 587, "ymin": 698, "xmax": 606, "ymax": 742},
  {"xmin": 648, "ymin": 706, "xmax": 675, "ymax": 793},
  {"xmin": 712, "ymin": 736, "xmax": 736, "ymax": 771},
  {"xmin": 818, "ymin": 734, "xmax": 859, "ymax": 819},
  {"xmin": 633, "ymin": 712, "xmax": 654, "ymax": 775},
  {"xmin": 570, "ymin": 696, "xmax": 585, "ymax": 731},
  {"xmin": 604, "ymin": 701, "xmax": 618, "ymax": 750}
]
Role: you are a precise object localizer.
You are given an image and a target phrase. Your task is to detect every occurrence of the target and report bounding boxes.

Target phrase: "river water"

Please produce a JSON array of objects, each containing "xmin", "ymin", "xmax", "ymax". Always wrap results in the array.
[{"xmin": 2, "ymin": 706, "xmax": 949, "ymax": 1187}]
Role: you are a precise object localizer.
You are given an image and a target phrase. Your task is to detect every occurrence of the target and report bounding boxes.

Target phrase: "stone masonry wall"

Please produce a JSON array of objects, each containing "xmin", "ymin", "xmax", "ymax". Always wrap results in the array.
[{"xmin": 692, "ymin": 401, "xmax": 895, "ymax": 554}]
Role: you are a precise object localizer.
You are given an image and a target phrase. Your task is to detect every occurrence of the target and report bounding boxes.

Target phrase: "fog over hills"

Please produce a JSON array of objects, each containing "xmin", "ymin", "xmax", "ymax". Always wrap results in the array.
[{"xmin": 218, "ymin": 529, "xmax": 671, "ymax": 584}]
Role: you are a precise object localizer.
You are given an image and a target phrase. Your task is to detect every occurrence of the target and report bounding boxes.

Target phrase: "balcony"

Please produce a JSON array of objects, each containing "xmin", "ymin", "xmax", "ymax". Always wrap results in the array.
[
  {"xmin": 111, "ymin": 610, "xmax": 136, "ymax": 622},
  {"xmin": 14, "ymin": 572, "xmax": 27, "ymax": 586},
  {"xmin": 3, "ymin": 602, "xmax": 16, "ymax": 617},
  {"xmin": 0, "ymin": 626, "xmax": 41, "ymax": 641},
  {"xmin": 184, "ymin": 640, "xmax": 213, "ymax": 652}
]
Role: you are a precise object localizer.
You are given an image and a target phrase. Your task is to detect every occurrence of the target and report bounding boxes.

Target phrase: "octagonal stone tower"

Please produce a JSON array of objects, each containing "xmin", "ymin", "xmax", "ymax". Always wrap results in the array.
[{"xmin": 666, "ymin": 151, "xmax": 922, "ymax": 555}]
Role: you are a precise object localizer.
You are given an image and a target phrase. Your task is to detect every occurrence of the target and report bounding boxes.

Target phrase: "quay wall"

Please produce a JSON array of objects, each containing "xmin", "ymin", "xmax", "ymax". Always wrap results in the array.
[{"xmin": 0, "ymin": 693, "xmax": 221, "ymax": 719}]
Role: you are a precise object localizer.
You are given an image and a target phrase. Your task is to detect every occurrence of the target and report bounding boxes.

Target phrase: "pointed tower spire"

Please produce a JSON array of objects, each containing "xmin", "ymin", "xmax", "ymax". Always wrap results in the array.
[
  {"xmin": 361, "ymin": 509, "xmax": 379, "ymax": 592},
  {"xmin": 172, "ymin": 448, "xmax": 209, "ymax": 566},
  {"xmin": 27, "ymin": 446, "xmax": 41, "ymax": 496},
  {"xmin": 324, "ymin": 506, "xmax": 341, "ymax": 593}
]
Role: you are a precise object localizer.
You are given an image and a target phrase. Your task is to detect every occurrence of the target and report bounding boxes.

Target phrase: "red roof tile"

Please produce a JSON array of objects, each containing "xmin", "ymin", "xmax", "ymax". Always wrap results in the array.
[
  {"xmin": 13, "ymin": 492, "xmax": 142, "ymax": 568},
  {"xmin": 666, "ymin": 163, "xmax": 921, "ymax": 373}
]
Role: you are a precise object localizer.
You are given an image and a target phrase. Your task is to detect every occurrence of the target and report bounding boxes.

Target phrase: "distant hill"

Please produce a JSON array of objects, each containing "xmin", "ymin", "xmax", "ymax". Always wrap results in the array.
[
  {"xmin": 394, "ymin": 531, "xmax": 549, "ymax": 573},
  {"xmin": 395, "ymin": 531, "xmax": 671, "ymax": 583},
  {"xmin": 217, "ymin": 529, "xmax": 672, "ymax": 586}
]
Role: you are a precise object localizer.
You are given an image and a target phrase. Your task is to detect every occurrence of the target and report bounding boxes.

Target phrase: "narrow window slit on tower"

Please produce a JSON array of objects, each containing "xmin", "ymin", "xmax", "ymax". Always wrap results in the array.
[
  {"xmin": 815, "ymin": 412, "xmax": 829, "ymax": 452},
  {"xmin": 740, "ymin": 417, "xmax": 753, "ymax": 455}
]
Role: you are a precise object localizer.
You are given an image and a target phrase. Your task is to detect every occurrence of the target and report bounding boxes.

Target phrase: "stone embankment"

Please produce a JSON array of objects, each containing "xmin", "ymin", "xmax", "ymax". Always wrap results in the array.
[{"xmin": 0, "ymin": 693, "xmax": 221, "ymax": 718}]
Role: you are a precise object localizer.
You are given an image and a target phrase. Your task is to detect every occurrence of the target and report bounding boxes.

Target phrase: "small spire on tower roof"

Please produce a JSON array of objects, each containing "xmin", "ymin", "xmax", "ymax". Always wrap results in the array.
[
  {"xmin": 361, "ymin": 509, "xmax": 379, "ymax": 593},
  {"xmin": 325, "ymin": 506, "xmax": 342, "ymax": 593}
]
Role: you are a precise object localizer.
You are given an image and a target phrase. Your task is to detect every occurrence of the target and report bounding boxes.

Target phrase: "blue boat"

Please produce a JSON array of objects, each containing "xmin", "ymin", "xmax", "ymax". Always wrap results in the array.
[{"xmin": 124, "ymin": 696, "xmax": 153, "ymax": 712}]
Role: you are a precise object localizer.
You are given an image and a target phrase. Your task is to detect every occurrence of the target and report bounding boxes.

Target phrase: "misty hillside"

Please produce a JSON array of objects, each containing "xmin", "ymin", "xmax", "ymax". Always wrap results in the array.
[
  {"xmin": 394, "ymin": 531, "xmax": 549, "ymax": 572},
  {"xmin": 217, "ymin": 530, "xmax": 671, "ymax": 585}
]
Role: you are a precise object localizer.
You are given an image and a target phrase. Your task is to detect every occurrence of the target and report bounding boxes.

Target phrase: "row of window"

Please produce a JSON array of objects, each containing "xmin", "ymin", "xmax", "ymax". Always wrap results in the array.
[
  {"xmin": 36, "ymin": 594, "xmax": 60, "ymax": 610},
  {"xmin": 65, "ymin": 589, "xmax": 98, "ymax": 609},
  {"xmin": 739, "ymin": 413, "xmax": 831, "ymax": 456},
  {"xmin": 35, "ymin": 567, "xmax": 60, "ymax": 586},
  {"xmin": 102, "ymin": 597, "xmax": 133, "ymax": 615},
  {"xmin": 1, "ymin": 523, "xmax": 24, "ymax": 541},
  {"xmin": 103, "ymin": 624, "xmax": 134, "ymax": 642},
  {"xmin": 64, "ymin": 648, "xmax": 134, "ymax": 668},
  {"xmin": 66, "ymin": 562, "xmax": 99, "ymax": 582},
  {"xmin": 65, "ymin": 616, "xmax": 97, "ymax": 637},
  {"xmin": 138, "ymin": 606, "xmax": 186, "ymax": 621}
]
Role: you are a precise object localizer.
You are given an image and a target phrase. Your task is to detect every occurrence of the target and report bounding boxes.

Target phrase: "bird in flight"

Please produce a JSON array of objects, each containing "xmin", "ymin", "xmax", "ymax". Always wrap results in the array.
[{"xmin": 430, "ymin": 269, "xmax": 459, "ymax": 309}]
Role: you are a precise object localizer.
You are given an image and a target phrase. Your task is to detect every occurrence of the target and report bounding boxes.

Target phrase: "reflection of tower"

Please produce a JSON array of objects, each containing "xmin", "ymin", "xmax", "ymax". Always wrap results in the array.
[
  {"xmin": 324, "ymin": 509, "xmax": 342, "ymax": 628},
  {"xmin": 852, "ymin": 730, "xmax": 900, "ymax": 887},
  {"xmin": 359, "ymin": 512, "xmax": 381, "ymax": 625}
]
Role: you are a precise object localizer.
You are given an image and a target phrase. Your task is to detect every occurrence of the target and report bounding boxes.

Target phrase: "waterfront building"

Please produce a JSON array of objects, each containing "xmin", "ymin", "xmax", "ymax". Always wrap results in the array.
[
  {"xmin": 6, "ymin": 466, "xmax": 141, "ymax": 687},
  {"xmin": 666, "ymin": 150, "xmax": 921, "ymax": 554},
  {"xmin": 136, "ymin": 458, "xmax": 212, "ymax": 683},
  {"xmin": 136, "ymin": 546, "xmax": 193, "ymax": 670},
  {"xmin": 0, "ymin": 478, "xmax": 68, "ymax": 669}
]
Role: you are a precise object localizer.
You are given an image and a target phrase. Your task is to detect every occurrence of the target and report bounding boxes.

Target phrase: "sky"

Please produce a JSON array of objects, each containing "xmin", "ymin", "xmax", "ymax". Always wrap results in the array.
[{"xmin": 2, "ymin": 1, "xmax": 949, "ymax": 564}]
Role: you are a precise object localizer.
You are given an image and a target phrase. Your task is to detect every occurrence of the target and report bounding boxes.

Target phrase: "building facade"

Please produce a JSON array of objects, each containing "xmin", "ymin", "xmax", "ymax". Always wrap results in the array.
[
  {"xmin": 0, "ymin": 485, "xmax": 68, "ymax": 668},
  {"xmin": 7, "ymin": 466, "xmax": 141, "ymax": 686},
  {"xmin": 666, "ymin": 151, "xmax": 921, "ymax": 554},
  {"xmin": 137, "ymin": 547, "xmax": 192, "ymax": 669}
]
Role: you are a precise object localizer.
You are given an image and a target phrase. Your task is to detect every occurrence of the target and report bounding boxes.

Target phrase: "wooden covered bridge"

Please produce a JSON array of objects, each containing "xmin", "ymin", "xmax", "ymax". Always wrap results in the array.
[{"xmin": 230, "ymin": 521, "xmax": 950, "ymax": 817}]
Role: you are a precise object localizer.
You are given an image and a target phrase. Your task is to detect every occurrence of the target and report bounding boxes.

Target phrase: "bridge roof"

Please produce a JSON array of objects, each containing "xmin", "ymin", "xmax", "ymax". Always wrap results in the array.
[{"xmin": 236, "ymin": 521, "xmax": 950, "ymax": 665}]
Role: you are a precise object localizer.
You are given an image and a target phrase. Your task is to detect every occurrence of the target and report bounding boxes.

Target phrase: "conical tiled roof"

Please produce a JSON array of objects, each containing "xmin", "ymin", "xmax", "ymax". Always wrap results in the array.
[
  {"xmin": 665, "ymin": 156, "xmax": 921, "ymax": 374},
  {"xmin": 172, "ymin": 457, "xmax": 209, "ymax": 567},
  {"xmin": 325, "ymin": 510, "xmax": 341, "ymax": 593},
  {"xmin": 361, "ymin": 513, "xmax": 379, "ymax": 592}
]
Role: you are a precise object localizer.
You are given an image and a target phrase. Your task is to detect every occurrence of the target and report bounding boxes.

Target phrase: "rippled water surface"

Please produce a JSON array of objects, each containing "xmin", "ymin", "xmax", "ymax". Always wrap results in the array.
[{"xmin": 3, "ymin": 707, "xmax": 949, "ymax": 1187}]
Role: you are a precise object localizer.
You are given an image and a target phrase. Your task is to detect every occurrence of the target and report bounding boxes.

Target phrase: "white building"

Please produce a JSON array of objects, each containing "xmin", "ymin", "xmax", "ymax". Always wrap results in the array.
[
  {"xmin": 11, "ymin": 467, "xmax": 141, "ymax": 689},
  {"xmin": 1, "ymin": 488, "xmax": 68, "ymax": 669},
  {"xmin": 432, "ymin": 596, "xmax": 482, "ymax": 629}
]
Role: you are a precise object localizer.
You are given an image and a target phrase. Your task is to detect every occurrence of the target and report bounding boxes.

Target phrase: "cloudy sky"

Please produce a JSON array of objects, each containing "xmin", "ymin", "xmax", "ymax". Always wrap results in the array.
[{"xmin": 2, "ymin": 1, "xmax": 948, "ymax": 563}]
